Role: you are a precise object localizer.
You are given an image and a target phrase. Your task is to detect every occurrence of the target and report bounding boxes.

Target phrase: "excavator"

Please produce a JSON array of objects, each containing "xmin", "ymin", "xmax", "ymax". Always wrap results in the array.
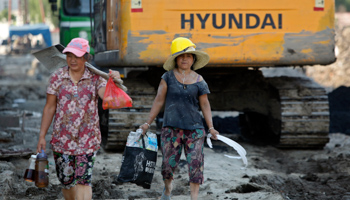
[{"xmin": 49, "ymin": 0, "xmax": 336, "ymax": 150}]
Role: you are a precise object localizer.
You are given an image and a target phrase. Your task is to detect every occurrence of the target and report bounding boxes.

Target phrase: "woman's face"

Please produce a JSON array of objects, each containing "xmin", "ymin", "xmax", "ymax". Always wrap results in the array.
[
  {"xmin": 176, "ymin": 53, "xmax": 194, "ymax": 70},
  {"xmin": 66, "ymin": 52, "xmax": 86, "ymax": 71}
]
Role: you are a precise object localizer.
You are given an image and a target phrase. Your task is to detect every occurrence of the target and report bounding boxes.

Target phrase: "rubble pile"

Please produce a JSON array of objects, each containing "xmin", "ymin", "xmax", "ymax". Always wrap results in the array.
[{"xmin": 306, "ymin": 26, "xmax": 350, "ymax": 90}]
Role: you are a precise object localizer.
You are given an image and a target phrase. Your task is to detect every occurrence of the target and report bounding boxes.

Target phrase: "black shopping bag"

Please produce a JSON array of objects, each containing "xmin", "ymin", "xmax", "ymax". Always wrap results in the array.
[{"xmin": 117, "ymin": 136, "xmax": 157, "ymax": 189}]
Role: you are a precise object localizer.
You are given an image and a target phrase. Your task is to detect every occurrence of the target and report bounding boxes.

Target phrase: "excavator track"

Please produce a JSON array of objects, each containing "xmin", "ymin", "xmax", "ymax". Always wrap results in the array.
[
  {"xmin": 268, "ymin": 77, "xmax": 330, "ymax": 149},
  {"xmin": 100, "ymin": 78, "xmax": 157, "ymax": 150},
  {"xmin": 100, "ymin": 74, "xmax": 329, "ymax": 150}
]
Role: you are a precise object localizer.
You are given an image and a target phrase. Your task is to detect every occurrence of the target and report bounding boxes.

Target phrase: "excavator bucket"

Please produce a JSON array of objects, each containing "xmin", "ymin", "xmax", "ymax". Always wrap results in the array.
[{"xmin": 32, "ymin": 44, "xmax": 66, "ymax": 73}]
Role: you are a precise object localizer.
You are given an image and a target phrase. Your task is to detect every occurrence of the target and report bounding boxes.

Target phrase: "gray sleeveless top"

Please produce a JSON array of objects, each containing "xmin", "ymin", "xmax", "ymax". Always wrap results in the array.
[{"xmin": 162, "ymin": 70, "xmax": 210, "ymax": 130}]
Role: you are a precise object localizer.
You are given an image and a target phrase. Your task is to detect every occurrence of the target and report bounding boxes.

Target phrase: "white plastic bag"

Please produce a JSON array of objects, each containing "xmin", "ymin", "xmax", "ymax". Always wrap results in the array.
[
  {"xmin": 139, "ymin": 132, "xmax": 158, "ymax": 152},
  {"xmin": 207, "ymin": 134, "xmax": 248, "ymax": 168},
  {"xmin": 127, "ymin": 129, "xmax": 158, "ymax": 152},
  {"xmin": 126, "ymin": 129, "xmax": 142, "ymax": 147}
]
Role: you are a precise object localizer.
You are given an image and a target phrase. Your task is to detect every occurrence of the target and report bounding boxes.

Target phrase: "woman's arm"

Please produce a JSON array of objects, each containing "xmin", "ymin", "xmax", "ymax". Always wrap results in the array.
[
  {"xmin": 36, "ymin": 94, "xmax": 57, "ymax": 153},
  {"xmin": 139, "ymin": 79, "xmax": 168, "ymax": 134},
  {"xmin": 98, "ymin": 87, "xmax": 106, "ymax": 99},
  {"xmin": 199, "ymin": 94, "xmax": 219, "ymax": 140}
]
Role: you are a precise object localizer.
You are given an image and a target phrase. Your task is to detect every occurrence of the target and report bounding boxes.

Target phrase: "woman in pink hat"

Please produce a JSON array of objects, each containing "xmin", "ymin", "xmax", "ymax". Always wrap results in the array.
[{"xmin": 36, "ymin": 38, "xmax": 120, "ymax": 200}]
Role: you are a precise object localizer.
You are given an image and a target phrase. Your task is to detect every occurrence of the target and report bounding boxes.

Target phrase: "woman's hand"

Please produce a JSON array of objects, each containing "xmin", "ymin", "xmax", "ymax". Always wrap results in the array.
[
  {"xmin": 36, "ymin": 136, "xmax": 46, "ymax": 153},
  {"xmin": 209, "ymin": 128, "xmax": 219, "ymax": 140},
  {"xmin": 108, "ymin": 69, "xmax": 127, "ymax": 91},
  {"xmin": 108, "ymin": 69, "xmax": 121, "ymax": 80},
  {"xmin": 139, "ymin": 123, "xmax": 150, "ymax": 135}
]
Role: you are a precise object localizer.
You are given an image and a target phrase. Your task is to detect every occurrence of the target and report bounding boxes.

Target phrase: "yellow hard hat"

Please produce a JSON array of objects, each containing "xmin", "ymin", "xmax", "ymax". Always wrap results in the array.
[
  {"xmin": 164, "ymin": 37, "xmax": 210, "ymax": 71},
  {"xmin": 170, "ymin": 37, "xmax": 196, "ymax": 55}
]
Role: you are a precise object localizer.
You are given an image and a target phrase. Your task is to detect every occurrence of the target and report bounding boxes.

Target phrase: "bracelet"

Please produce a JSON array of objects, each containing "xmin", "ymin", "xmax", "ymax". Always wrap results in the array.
[
  {"xmin": 144, "ymin": 122, "xmax": 150, "ymax": 128},
  {"xmin": 208, "ymin": 127, "xmax": 214, "ymax": 132}
]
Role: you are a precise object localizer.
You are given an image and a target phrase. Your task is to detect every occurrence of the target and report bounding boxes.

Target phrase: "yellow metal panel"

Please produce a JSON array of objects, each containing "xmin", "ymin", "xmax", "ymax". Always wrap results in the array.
[{"xmin": 117, "ymin": 0, "xmax": 335, "ymax": 67}]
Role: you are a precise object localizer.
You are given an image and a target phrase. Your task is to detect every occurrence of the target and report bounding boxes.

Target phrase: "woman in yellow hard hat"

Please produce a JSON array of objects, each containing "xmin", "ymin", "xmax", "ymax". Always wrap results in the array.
[{"xmin": 140, "ymin": 37, "xmax": 219, "ymax": 200}]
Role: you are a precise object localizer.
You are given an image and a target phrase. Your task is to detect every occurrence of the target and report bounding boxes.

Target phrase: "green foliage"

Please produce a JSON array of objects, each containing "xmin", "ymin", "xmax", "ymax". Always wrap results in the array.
[
  {"xmin": 26, "ymin": 0, "xmax": 60, "ymax": 27},
  {"xmin": 335, "ymin": 0, "xmax": 350, "ymax": 12},
  {"xmin": 28, "ymin": 0, "xmax": 46, "ymax": 23},
  {"xmin": 0, "ymin": 9, "xmax": 16, "ymax": 22}
]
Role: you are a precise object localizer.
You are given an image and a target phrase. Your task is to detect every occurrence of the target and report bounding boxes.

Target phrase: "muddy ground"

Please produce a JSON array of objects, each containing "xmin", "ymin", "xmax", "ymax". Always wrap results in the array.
[{"xmin": 1, "ymin": 49, "xmax": 350, "ymax": 200}]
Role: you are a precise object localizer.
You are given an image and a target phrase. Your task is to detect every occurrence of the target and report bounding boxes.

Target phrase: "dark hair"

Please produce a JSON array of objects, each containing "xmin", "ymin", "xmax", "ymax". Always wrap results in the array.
[
  {"xmin": 192, "ymin": 54, "xmax": 197, "ymax": 63},
  {"xmin": 83, "ymin": 53, "xmax": 92, "ymax": 61}
]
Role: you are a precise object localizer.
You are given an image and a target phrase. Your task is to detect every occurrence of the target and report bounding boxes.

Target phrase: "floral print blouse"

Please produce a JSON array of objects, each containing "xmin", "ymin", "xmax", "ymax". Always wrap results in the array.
[{"xmin": 47, "ymin": 66, "xmax": 107, "ymax": 155}]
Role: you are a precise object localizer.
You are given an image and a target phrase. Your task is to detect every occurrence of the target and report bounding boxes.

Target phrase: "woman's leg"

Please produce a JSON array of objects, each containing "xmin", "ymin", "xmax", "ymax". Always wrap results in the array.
[
  {"xmin": 62, "ymin": 186, "xmax": 77, "ymax": 200},
  {"xmin": 74, "ymin": 152, "xmax": 96, "ymax": 199},
  {"xmin": 160, "ymin": 127, "xmax": 184, "ymax": 199},
  {"xmin": 190, "ymin": 183, "xmax": 200, "ymax": 200},
  {"xmin": 76, "ymin": 184, "xmax": 92, "ymax": 200},
  {"xmin": 183, "ymin": 129, "xmax": 205, "ymax": 200},
  {"xmin": 54, "ymin": 152, "xmax": 77, "ymax": 200},
  {"xmin": 160, "ymin": 127, "xmax": 183, "ymax": 182},
  {"xmin": 163, "ymin": 179, "xmax": 173, "ymax": 196},
  {"xmin": 54, "ymin": 151, "xmax": 96, "ymax": 200},
  {"xmin": 61, "ymin": 184, "xmax": 92, "ymax": 200}
]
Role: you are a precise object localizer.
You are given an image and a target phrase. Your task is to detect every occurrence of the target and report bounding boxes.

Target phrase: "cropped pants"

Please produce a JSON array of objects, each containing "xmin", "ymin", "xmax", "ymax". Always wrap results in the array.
[{"xmin": 160, "ymin": 127, "xmax": 205, "ymax": 184}]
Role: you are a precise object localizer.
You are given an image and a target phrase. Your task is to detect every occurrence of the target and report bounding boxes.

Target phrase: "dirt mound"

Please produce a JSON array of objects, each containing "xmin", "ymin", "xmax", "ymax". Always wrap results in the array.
[{"xmin": 306, "ymin": 26, "xmax": 350, "ymax": 90}]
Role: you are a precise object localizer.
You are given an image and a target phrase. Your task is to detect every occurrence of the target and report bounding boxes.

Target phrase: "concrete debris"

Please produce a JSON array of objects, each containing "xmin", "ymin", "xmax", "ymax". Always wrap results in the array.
[{"xmin": 0, "ymin": 148, "xmax": 33, "ymax": 158}]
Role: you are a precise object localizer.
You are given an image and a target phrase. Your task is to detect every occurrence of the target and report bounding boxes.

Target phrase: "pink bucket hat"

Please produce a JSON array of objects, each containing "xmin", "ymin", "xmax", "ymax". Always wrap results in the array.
[{"xmin": 62, "ymin": 38, "xmax": 90, "ymax": 57}]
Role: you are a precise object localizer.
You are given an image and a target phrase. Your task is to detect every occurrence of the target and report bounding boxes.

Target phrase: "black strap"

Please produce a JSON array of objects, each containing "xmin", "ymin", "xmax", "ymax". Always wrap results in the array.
[{"xmin": 141, "ymin": 135, "xmax": 146, "ymax": 149}]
